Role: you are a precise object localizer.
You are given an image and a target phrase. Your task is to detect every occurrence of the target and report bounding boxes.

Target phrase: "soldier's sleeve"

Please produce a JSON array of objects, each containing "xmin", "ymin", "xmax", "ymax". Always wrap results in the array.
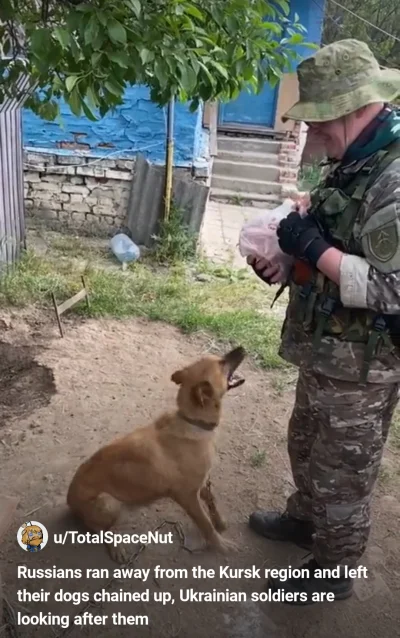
[{"xmin": 339, "ymin": 158, "xmax": 400, "ymax": 313}]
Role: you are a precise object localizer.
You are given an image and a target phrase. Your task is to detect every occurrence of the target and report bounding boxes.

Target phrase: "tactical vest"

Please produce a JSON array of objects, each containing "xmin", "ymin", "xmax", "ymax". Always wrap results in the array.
[{"xmin": 289, "ymin": 138, "xmax": 400, "ymax": 384}]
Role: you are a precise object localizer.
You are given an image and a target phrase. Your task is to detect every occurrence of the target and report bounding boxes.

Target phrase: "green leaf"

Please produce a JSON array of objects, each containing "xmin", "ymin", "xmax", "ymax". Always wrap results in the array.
[
  {"xmin": 68, "ymin": 88, "xmax": 82, "ymax": 116},
  {"xmin": 108, "ymin": 51, "xmax": 130, "ymax": 68},
  {"xmin": 66, "ymin": 76, "xmax": 79, "ymax": 92},
  {"xmin": 287, "ymin": 33, "xmax": 304, "ymax": 45},
  {"xmin": 104, "ymin": 80, "xmax": 122, "ymax": 96},
  {"xmin": 107, "ymin": 19, "xmax": 127, "ymax": 45},
  {"xmin": 71, "ymin": 39, "xmax": 84, "ymax": 62},
  {"xmin": 185, "ymin": 5, "xmax": 204, "ymax": 21},
  {"xmin": 154, "ymin": 60, "xmax": 168, "ymax": 89},
  {"xmin": 81, "ymin": 99, "xmax": 98, "ymax": 122},
  {"xmin": 87, "ymin": 85, "xmax": 100, "ymax": 108},
  {"xmin": 188, "ymin": 52, "xmax": 200, "ymax": 75},
  {"xmin": 130, "ymin": 0, "xmax": 141, "ymax": 18},
  {"xmin": 179, "ymin": 64, "xmax": 197, "ymax": 93},
  {"xmin": 273, "ymin": 0, "xmax": 290, "ymax": 16},
  {"xmin": 39, "ymin": 101, "xmax": 59, "ymax": 121},
  {"xmin": 140, "ymin": 48, "xmax": 154, "ymax": 64},
  {"xmin": 91, "ymin": 51, "xmax": 103, "ymax": 66},
  {"xmin": 189, "ymin": 97, "xmax": 200, "ymax": 112},
  {"xmin": 209, "ymin": 60, "xmax": 229, "ymax": 79},
  {"xmin": 54, "ymin": 27, "xmax": 70, "ymax": 49},
  {"xmin": 85, "ymin": 15, "xmax": 100, "ymax": 46},
  {"xmin": 92, "ymin": 28, "xmax": 105, "ymax": 51}
]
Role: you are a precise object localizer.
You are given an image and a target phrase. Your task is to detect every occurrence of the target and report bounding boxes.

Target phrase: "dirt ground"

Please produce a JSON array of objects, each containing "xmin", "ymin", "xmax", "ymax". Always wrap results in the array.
[{"xmin": 0, "ymin": 311, "xmax": 400, "ymax": 638}]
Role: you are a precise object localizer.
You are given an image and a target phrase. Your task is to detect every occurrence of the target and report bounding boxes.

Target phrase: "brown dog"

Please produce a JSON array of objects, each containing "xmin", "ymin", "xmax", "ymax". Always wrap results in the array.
[{"xmin": 67, "ymin": 347, "xmax": 245, "ymax": 562}]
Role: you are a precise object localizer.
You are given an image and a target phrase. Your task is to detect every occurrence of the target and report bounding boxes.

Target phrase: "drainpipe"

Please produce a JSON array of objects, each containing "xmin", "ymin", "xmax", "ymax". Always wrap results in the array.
[{"xmin": 163, "ymin": 97, "xmax": 175, "ymax": 220}]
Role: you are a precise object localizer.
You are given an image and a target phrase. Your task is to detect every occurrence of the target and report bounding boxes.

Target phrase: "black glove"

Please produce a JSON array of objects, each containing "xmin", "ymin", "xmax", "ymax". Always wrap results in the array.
[{"xmin": 277, "ymin": 212, "xmax": 330, "ymax": 265}]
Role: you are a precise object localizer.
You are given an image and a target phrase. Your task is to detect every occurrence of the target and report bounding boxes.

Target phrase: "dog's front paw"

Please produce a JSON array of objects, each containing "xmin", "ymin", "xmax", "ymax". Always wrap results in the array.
[
  {"xmin": 214, "ymin": 517, "xmax": 227, "ymax": 533},
  {"xmin": 107, "ymin": 543, "xmax": 130, "ymax": 565}
]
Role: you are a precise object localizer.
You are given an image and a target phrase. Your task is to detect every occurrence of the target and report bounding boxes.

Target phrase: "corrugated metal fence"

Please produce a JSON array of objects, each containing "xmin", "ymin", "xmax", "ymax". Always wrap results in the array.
[
  {"xmin": 127, "ymin": 154, "xmax": 209, "ymax": 247},
  {"xmin": 0, "ymin": 72, "xmax": 31, "ymax": 271}
]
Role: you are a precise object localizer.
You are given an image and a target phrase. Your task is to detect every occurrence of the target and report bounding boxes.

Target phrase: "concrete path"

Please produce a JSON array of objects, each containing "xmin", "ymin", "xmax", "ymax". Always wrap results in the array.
[{"xmin": 199, "ymin": 200, "xmax": 260, "ymax": 267}]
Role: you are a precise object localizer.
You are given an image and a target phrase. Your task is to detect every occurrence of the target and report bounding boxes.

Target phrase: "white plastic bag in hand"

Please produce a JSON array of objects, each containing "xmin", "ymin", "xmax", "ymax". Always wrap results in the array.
[
  {"xmin": 238, "ymin": 199, "xmax": 296, "ymax": 283},
  {"xmin": 238, "ymin": 199, "xmax": 295, "ymax": 261}
]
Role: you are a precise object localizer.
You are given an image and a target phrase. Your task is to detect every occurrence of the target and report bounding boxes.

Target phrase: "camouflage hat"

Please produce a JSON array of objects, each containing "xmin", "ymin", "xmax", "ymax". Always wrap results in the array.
[{"xmin": 282, "ymin": 39, "xmax": 400, "ymax": 123}]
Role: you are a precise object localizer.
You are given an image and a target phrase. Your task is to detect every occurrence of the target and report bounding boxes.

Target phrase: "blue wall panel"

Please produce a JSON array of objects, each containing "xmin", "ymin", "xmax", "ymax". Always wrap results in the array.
[{"xmin": 22, "ymin": 85, "xmax": 200, "ymax": 167}]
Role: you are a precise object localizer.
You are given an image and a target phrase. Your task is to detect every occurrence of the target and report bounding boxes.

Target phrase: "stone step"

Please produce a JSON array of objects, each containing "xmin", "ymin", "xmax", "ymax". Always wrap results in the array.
[
  {"xmin": 211, "ymin": 174, "xmax": 282, "ymax": 195},
  {"xmin": 217, "ymin": 135, "xmax": 281, "ymax": 155},
  {"xmin": 213, "ymin": 158, "xmax": 280, "ymax": 182},
  {"xmin": 217, "ymin": 148, "xmax": 279, "ymax": 165},
  {"xmin": 210, "ymin": 188, "xmax": 282, "ymax": 206}
]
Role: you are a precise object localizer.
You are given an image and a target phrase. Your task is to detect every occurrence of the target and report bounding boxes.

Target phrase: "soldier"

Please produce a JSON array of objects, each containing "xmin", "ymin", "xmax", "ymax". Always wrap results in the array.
[{"xmin": 248, "ymin": 39, "xmax": 400, "ymax": 604}]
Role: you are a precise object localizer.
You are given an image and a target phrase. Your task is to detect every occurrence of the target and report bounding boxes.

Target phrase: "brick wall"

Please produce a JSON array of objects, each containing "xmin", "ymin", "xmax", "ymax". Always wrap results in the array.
[
  {"xmin": 24, "ymin": 151, "xmax": 135, "ymax": 236},
  {"xmin": 278, "ymin": 122, "xmax": 303, "ymax": 197}
]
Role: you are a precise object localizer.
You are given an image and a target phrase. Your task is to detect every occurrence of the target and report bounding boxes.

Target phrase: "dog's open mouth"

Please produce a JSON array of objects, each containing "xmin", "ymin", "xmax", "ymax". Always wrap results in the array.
[
  {"xmin": 227, "ymin": 372, "xmax": 245, "ymax": 390},
  {"xmin": 224, "ymin": 346, "xmax": 246, "ymax": 390}
]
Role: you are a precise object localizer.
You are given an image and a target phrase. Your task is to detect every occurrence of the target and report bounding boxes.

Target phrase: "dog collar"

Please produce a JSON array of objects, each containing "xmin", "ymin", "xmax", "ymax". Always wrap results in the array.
[{"xmin": 177, "ymin": 411, "xmax": 217, "ymax": 431}]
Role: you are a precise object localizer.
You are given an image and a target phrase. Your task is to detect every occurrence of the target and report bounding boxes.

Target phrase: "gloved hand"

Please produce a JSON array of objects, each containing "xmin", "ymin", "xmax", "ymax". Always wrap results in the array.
[
  {"xmin": 277, "ymin": 211, "xmax": 330, "ymax": 265},
  {"xmin": 247, "ymin": 257, "xmax": 284, "ymax": 285}
]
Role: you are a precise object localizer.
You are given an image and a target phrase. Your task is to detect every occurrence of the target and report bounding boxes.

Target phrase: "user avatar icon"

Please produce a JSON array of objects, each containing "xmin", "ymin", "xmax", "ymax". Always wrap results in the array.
[{"xmin": 17, "ymin": 521, "xmax": 48, "ymax": 552}]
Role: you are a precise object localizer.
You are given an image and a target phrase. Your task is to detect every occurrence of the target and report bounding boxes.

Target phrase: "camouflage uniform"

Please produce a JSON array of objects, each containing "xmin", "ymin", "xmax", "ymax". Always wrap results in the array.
[{"xmin": 277, "ymin": 40, "xmax": 400, "ymax": 568}]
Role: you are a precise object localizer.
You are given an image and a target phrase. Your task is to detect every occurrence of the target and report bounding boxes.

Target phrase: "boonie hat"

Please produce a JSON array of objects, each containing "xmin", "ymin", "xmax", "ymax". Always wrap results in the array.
[{"xmin": 283, "ymin": 39, "xmax": 400, "ymax": 122}]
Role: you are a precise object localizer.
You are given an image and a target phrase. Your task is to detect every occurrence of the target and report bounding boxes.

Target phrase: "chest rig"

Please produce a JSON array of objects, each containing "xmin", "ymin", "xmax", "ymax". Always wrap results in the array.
[{"xmin": 293, "ymin": 138, "xmax": 400, "ymax": 384}]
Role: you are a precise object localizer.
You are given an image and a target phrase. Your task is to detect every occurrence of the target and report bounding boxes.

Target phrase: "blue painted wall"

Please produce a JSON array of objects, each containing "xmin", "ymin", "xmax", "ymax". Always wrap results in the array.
[
  {"xmin": 218, "ymin": 0, "xmax": 325, "ymax": 127},
  {"xmin": 288, "ymin": 0, "xmax": 325, "ymax": 69},
  {"xmin": 22, "ymin": 85, "xmax": 201, "ymax": 167}
]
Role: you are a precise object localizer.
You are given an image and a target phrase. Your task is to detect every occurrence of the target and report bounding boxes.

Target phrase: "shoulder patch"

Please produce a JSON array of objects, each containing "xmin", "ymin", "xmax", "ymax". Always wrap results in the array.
[{"xmin": 365, "ymin": 223, "xmax": 399, "ymax": 263}]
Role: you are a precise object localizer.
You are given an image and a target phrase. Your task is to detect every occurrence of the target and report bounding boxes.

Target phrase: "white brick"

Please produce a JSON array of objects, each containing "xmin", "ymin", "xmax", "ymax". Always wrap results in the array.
[
  {"xmin": 89, "ymin": 186, "xmax": 112, "ymax": 197},
  {"xmin": 85, "ymin": 196, "xmax": 98, "ymax": 206},
  {"xmin": 95, "ymin": 159, "xmax": 117, "ymax": 169},
  {"xmin": 41, "ymin": 174, "xmax": 68, "ymax": 183},
  {"xmin": 87, "ymin": 213, "xmax": 114, "ymax": 226},
  {"xmin": 70, "ymin": 176, "xmax": 85, "ymax": 185},
  {"xmin": 26, "ymin": 152, "xmax": 55, "ymax": 166},
  {"xmin": 116, "ymin": 159, "xmax": 135, "ymax": 171},
  {"xmin": 24, "ymin": 172, "xmax": 41, "ymax": 183},
  {"xmin": 105, "ymin": 168, "xmax": 131, "ymax": 181},
  {"xmin": 60, "ymin": 193, "xmax": 70, "ymax": 202},
  {"xmin": 33, "ymin": 182, "xmax": 61, "ymax": 192},
  {"xmin": 56, "ymin": 155, "xmax": 87, "ymax": 165},
  {"xmin": 70, "ymin": 193, "xmax": 84, "ymax": 204},
  {"xmin": 34, "ymin": 201, "xmax": 62, "ymax": 213},
  {"xmin": 92, "ymin": 204, "xmax": 117, "ymax": 217},
  {"xmin": 62, "ymin": 202, "xmax": 90, "ymax": 213},
  {"xmin": 76, "ymin": 166, "xmax": 106, "ymax": 178},
  {"xmin": 32, "ymin": 190, "xmax": 57, "ymax": 202},
  {"xmin": 46, "ymin": 165, "xmax": 77, "ymax": 176},
  {"xmin": 97, "ymin": 196, "xmax": 114, "ymax": 207},
  {"xmin": 71, "ymin": 212, "xmax": 86, "ymax": 224},
  {"xmin": 61, "ymin": 184, "xmax": 90, "ymax": 196},
  {"xmin": 25, "ymin": 199, "xmax": 34, "ymax": 208},
  {"xmin": 58, "ymin": 211, "xmax": 71, "ymax": 223},
  {"xmin": 85, "ymin": 178, "xmax": 110, "ymax": 190}
]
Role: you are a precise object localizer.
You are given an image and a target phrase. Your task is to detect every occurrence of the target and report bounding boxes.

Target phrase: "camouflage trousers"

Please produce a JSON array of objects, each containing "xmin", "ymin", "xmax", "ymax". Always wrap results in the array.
[{"xmin": 286, "ymin": 368, "xmax": 399, "ymax": 568}]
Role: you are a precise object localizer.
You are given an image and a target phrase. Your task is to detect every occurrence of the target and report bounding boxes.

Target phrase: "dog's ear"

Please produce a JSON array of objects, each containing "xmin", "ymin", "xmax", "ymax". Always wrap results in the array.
[
  {"xmin": 171, "ymin": 369, "xmax": 184, "ymax": 385},
  {"xmin": 191, "ymin": 380, "xmax": 214, "ymax": 407}
]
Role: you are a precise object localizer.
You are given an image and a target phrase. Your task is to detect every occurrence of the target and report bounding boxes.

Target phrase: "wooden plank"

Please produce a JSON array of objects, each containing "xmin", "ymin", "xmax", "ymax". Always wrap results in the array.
[
  {"xmin": 0, "ymin": 495, "xmax": 19, "ymax": 538},
  {"xmin": 52, "ymin": 292, "xmax": 63, "ymax": 338},
  {"xmin": 57, "ymin": 288, "xmax": 88, "ymax": 315}
]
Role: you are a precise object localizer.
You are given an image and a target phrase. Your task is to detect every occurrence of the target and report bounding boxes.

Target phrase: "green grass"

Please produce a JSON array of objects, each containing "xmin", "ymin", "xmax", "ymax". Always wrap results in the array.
[
  {"xmin": 250, "ymin": 449, "xmax": 267, "ymax": 468},
  {"xmin": 390, "ymin": 409, "xmax": 400, "ymax": 450},
  {"xmin": 0, "ymin": 239, "xmax": 289, "ymax": 370},
  {"xmin": 298, "ymin": 162, "xmax": 322, "ymax": 191}
]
